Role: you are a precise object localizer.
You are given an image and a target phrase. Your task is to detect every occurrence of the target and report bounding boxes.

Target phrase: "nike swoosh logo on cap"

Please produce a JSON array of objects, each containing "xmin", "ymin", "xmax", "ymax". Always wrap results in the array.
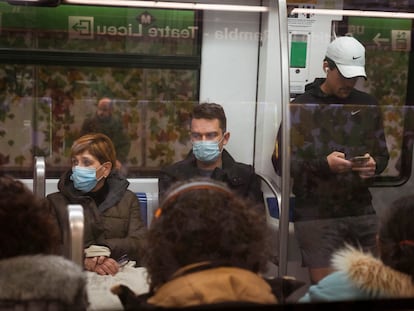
[
  {"xmin": 351, "ymin": 110, "xmax": 360, "ymax": 116},
  {"xmin": 352, "ymin": 56, "xmax": 361, "ymax": 60}
]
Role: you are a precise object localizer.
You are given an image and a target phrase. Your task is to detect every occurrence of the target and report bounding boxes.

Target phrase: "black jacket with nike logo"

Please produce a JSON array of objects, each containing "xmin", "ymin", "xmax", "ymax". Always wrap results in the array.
[{"xmin": 272, "ymin": 78, "xmax": 390, "ymax": 221}]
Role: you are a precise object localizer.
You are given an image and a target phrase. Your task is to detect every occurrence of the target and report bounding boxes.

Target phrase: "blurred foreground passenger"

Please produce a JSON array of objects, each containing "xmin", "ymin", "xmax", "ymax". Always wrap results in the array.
[
  {"xmin": 0, "ymin": 175, "xmax": 88, "ymax": 310},
  {"xmin": 47, "ymin": 133, "xmax": 146, "ymax": 276},
  {"xmin": 112, "ymin": 178, "xmax": 304, "ymax": 309},
  {"xmin": 300, "ymin": 195, "xmax": 414, "ymax": 302}
]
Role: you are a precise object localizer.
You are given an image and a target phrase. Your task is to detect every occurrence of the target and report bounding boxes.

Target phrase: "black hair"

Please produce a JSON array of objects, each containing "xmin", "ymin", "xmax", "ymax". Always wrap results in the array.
[
  {"xmin": 324, "ymin": 57, "xmax": 337, "ymax": 70},
  {"xmin": 378, "ymin": 195, "xmax": 414, "ymax": 280},
  {"xmin": 0, "ymin": 175, "xmax": 59, "ymax": 259},
  {"xmin": 143, "ymin": 178, "xmax": 268, "ymax": 291}
]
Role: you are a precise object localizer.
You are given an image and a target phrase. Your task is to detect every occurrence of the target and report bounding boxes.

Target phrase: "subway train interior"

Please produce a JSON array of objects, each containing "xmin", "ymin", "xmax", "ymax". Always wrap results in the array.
[{"xmin": 2, "ymin": 0, "xmax": 414, "ymax": 309}]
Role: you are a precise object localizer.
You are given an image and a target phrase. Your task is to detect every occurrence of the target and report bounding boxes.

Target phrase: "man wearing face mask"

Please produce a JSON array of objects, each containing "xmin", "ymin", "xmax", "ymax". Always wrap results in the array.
[{"xmin": 158, "ymin": 103, "xmax": 264, "ymax": 211}]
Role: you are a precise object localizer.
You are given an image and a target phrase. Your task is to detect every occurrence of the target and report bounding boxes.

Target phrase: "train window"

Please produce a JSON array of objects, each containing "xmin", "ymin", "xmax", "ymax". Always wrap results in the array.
[
  {"xmin": 288, "ymin": 2, "xmax": 414, "ymax": 186},
  {"xmin": 282, "ymin": 0, "xmax": 414, "ymax": 305},
  {"xmin": 1, "ymin": 1, "xmax": 414, "ymax": 308},
  {"xmin": 0, "ymin": 2, "xmax": 201, "ymax": 178}
]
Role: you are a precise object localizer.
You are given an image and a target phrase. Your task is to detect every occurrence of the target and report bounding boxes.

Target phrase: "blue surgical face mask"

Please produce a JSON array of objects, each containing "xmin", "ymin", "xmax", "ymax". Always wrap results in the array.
[
  {"xmin": 70, "ymin": 165, "xmax": 103, "ymax": 193},
  {"xmin": 192, "ymin": 137, "xmax": 224, "ymax": 163}
]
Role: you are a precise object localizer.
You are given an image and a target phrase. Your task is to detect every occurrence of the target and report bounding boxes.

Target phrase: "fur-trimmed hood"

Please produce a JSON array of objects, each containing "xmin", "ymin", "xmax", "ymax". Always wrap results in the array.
[
  {"xmin": 331, "ymin": 245, "xmax": 414, "ymax": 298},
  {"xmin": 0, "ymin": 255, "xmax": 88, "ymax": 308}
]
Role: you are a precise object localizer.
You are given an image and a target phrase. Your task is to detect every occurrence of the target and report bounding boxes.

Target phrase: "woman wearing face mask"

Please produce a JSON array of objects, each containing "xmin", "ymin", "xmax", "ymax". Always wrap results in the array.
[{"xmin": 47, "ymin": 133, "xmax": 146, "ymax": 276}]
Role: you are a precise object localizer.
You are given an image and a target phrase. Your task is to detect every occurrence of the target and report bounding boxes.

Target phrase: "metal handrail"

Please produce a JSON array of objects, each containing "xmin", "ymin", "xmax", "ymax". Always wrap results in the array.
[
  {"xmin": 68, "ymin": 204, "xmax": 84, "ymax": 267},
  {"xmin": 33, "ymin": 156, "xmax": 45, "ymax": 198},
  {"xmin": 274, "ymin": 0, "xmax": 291, "ymax": 277},
  {"xmin": 256, "ymin": 173, "xmax": 282, "ymax": 207}
]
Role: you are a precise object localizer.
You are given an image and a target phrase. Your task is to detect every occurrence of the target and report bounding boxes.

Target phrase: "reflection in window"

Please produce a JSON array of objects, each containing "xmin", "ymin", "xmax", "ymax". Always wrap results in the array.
[{"xmin": 0, "ymin": 65, "xmax": 198, "ymax": 177}]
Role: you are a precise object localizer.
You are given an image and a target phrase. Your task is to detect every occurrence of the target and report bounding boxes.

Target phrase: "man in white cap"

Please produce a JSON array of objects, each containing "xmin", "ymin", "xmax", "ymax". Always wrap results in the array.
[
  {"xmin": 322, "ymin": 36, "xmax": 367, "ymax": 98},
  {"xmin": 272, "ymin": 36, "xmax": 389, "ymax": 284}
]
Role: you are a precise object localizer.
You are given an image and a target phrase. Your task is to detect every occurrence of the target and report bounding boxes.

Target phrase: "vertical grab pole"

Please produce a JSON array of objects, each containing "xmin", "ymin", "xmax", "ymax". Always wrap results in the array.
[
  {"xmin": 274, "ymin": 0, "xmax": 291, "ymax": 277},
  {"xmin": 68, "ymin": 204, "xmax": 84, "ymax": 267},
  {"xmin": 33, "ymin": 156, "xmax": 45, "ymax": 198}
]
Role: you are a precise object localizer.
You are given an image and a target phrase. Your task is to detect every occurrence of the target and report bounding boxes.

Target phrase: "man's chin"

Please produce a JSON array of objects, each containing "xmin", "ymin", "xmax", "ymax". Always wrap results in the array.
[{"xmin": 337, "ymin": 90, "xmax": 352, "ymax": 98}]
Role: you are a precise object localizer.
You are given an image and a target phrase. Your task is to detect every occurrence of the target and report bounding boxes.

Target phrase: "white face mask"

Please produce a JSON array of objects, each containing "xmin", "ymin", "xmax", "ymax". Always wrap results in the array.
[
  {"xmin": 192, "ymin": 136, "xmax": 224, "ymax": 162},
  {"xmin": 70, "ymin": 165, "xmax": 103, "ymax": 192}
]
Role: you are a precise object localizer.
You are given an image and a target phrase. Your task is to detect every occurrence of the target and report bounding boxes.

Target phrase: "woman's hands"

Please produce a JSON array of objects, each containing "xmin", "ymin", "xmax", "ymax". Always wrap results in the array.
[{"xmin": 84, "ymin": 256, "xmax": 119, "ymax": 275}]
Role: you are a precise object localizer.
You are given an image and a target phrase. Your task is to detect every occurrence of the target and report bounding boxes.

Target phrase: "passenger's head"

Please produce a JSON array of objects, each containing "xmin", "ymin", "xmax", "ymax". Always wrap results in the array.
[
  {"xmin": 190, "ymin": 103, "xmax": 230, "ymax": 163},
  {"xmin": 143, "ymin": 178, "xmax": 268, "ymax": 291},
  {"xmin": 0, "ymin": 175, "xmax": 59, "ymax": 259},
  {"xmin": 96, "ymin": 97, "xmax": 113, "ymax": 120},
  {"xmin": 70, "ymin": 133, "xmax": 116, "ymax": 193},
  {"xmin": 322, "ymin": 36, "xmax": 366, "ymax": 98},
  {"xmin": 192, "ymin": 103, "xmax": 227, "ymax": 132},
  {"xmin": 378, "ymin": 195, "xmax": 414, "ymax": 280}
]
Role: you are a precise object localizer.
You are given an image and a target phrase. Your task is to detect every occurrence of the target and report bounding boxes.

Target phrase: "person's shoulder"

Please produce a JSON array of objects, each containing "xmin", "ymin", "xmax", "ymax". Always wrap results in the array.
[
  {"xmin": 292, "ymin": 78, "xmax": 324, "ymax": 102},
  {"xmin": 162, "ymin": 158, "xmax": 186, "ymax": 169},
  {"xmin": 160, "ymin": 161, "xmax": 189, "ymax": 178},
  {"xmin": 124, "ymin": 188, "xmax": 139, "ymax": 198},
  {"xmin": 292, "ymin": 91, "xmax": 318, "ymax": 103},
  {"xmin": 232, "ymin": 160, "xmax": 255, "ymax": 171},
  {"xmin": 350, "ymin": 89, "xmax": 378, "ymax": 104},
  {"xmin": 81, "ymin": 115, "xmax": 95, "ymax": 126},
  {"xmin": 223, "ymin": 151, "xmax": 256, "ymax": 174},
  {"xmin": 107, "ymin": 115, "xmax": 124, "ymax": 126},
  {"xmin": 299, "ymin": 270, "xmax": 360, "ymax": 302},
  {"xmin": 161, "ymin": 153, "xmax": 195, "ymax": 172}
]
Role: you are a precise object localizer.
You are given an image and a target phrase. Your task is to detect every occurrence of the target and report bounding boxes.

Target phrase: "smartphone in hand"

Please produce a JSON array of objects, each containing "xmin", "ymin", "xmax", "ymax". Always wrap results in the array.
[{"xmin": 350, "ymin": 155, "xmax": 369, "ymax": 167}]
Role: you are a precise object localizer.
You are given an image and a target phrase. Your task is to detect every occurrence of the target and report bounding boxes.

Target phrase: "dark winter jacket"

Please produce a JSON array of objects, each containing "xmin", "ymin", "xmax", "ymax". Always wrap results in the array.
[
  {"xmin": 47, "ymin": 169, "xmax": 146, "ymax": 262},
  {"xmin": 159, "ymin": 149, "xmax": 264, "ymax": 211},
  {"xmin": 272, "ymin": 78, "xmax": 389, "ymax": 221}
]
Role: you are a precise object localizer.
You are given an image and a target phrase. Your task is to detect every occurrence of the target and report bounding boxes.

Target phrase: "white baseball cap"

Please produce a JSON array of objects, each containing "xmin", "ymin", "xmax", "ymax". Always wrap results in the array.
[{"xmin": 326, "ymin": 36, "xmax": 367, "ymax": 79}]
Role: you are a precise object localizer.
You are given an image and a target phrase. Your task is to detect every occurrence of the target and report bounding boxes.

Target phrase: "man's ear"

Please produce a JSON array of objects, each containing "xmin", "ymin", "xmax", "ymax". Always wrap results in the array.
[
  {"xmin": 323, "ymin": 61, "xmax": 329, "ymax": 73},
  {"xmin": 222, "ymin": 131, "xmax": 230, "ymax": 145}
]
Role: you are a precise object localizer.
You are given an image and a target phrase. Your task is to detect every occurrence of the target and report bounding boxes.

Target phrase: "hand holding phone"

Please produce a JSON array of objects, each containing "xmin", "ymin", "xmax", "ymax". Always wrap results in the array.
[{"xmin": 350, "ymin": 155, "xmax": 370, "ymax": 167}]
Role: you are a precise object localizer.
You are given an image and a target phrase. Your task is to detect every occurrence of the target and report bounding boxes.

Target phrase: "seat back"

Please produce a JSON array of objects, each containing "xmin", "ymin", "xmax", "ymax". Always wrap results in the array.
[
  {"xmin": 256, "ymin": 173, "xmax": 301, "ymax": 264},
  {"xmin": 136, "ymin": 192, "xmax": 159, "ymax": 227}
]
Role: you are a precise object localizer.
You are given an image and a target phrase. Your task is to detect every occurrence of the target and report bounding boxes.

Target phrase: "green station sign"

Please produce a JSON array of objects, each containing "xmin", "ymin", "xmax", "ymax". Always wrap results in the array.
[
  {"xmin": 0, "ymin": 3, "xmax": 199, "ymax": 55},
  {"xmin": 348, "ymin": 17, "xmax": 411, "ymax": 51}
]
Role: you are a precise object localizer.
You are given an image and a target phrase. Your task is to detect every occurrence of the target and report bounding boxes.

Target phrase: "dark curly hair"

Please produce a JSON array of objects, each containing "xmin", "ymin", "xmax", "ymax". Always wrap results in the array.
[
  {"xmin": 378, "ymin": 195, "xmax": 414, "ymax": 280},
  {"xmin": 143, "ymin": 178, "xmax": 269, "ymax": 291},
  {"xmin": 0, "ymin": 175, "xmax": 59, "ymax": 259}
]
